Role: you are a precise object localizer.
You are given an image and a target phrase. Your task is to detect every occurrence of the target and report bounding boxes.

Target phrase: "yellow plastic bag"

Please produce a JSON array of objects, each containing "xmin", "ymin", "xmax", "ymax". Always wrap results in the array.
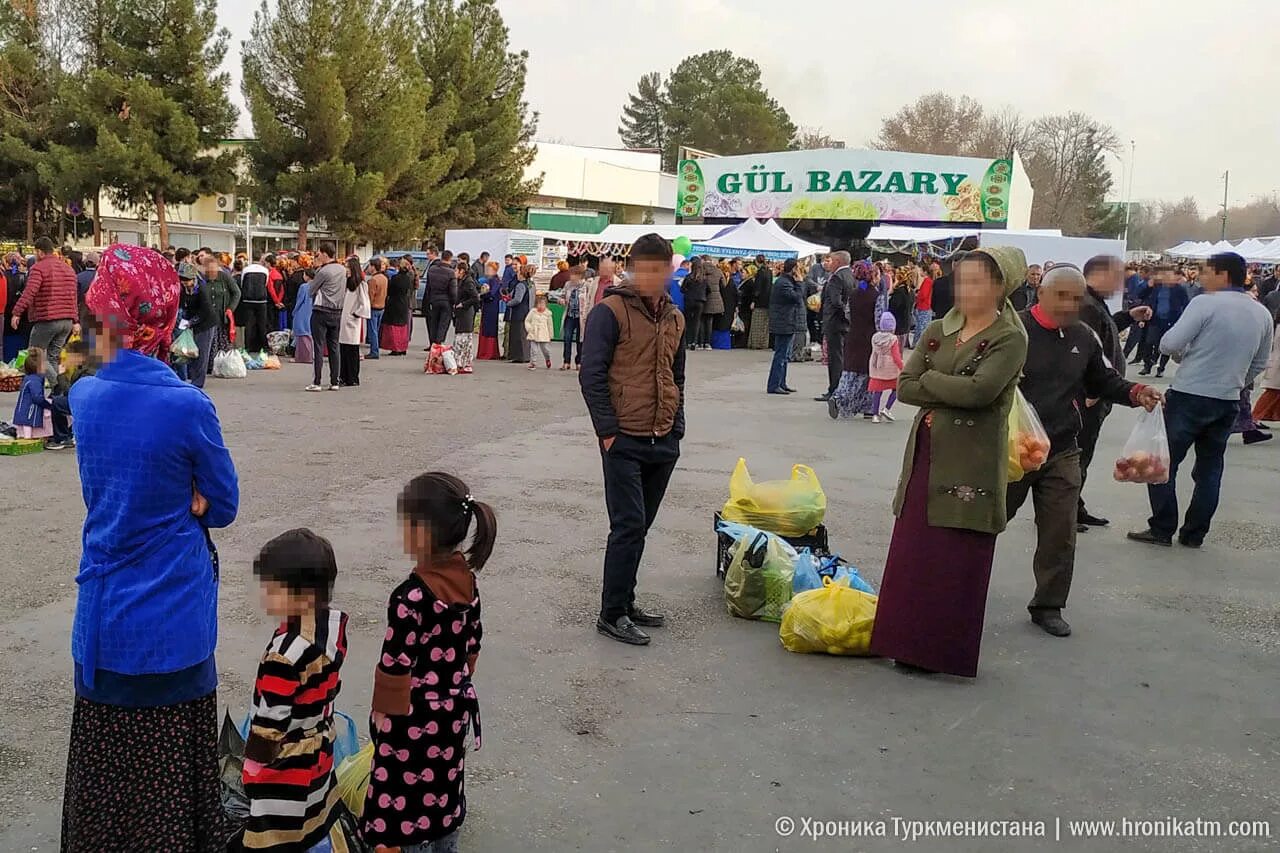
[
  {"xmin": 335, "ymin": 742, "xmax": 373, "ymax": 819},
  {"xmin": 1006, "ymin": 388, "xmax": 1050, "ymax": 483},
  {"xmin": 721, "ymin": 458, "xmax": 826, "ymax": 536},
  {"xmin": 779, "ymin": 576, "xmax": 877, "ymax": 656}
]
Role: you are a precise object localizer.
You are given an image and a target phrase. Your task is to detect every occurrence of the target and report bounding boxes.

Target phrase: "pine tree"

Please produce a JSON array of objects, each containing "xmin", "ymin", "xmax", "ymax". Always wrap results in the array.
[
  {"xmin": 618, "ymin": 72, "xmax": 667, "ymax": 152},
  {"xmin": 0, "ymin": 0, "xmax": 57, "ymax": 240},
  {"xmin": 412, "ymin": 0, "xmax": 538, "ymax": 241},
  {"xmin": 243, "ymin": 0, "xmax": 422, "ymax": 248},
  {"xmin": 73, "ymin": 0, "xmax": 239, "ymax": 247},
  {"xmin": 660, "ymin": 51, "xmax": 795, "ymax": 171}
]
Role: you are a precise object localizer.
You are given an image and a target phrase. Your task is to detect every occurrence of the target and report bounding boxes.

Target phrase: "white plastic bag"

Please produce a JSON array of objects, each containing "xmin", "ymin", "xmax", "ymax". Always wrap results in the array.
[
  {"xmin": 1114, "ymin": 404, "xmax": 1171, "ymax": 484},
  {"xmin": 213, "ymin": 349, "xmax": 247, "ymax": 379},
  {"xmin": 441, "ymin": 347, "xmax": 458, "ymax": 375}
]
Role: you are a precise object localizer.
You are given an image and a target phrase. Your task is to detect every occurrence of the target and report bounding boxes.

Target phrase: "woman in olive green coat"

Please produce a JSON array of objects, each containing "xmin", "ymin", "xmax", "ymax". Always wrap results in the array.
[{"xmin": 868, "ymin": 246, "xmax": 1030, "ymax": 678}]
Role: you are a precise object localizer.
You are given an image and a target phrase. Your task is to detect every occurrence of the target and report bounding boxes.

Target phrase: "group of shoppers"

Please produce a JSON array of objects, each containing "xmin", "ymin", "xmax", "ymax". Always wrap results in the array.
[{"xmin": 869, "ymin": 249, "xmax": 1271, "ymax": 677}]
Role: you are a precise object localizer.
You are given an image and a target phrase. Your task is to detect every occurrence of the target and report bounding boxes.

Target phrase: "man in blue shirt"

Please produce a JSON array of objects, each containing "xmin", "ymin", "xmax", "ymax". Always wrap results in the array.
[
  {"xmin": 1138, "ymin": 268, "xmax": 1190, "ymax": 377},
  {"xmin": 1129, "ymin": 252, "xmax": 1272, "ymax": 548}
]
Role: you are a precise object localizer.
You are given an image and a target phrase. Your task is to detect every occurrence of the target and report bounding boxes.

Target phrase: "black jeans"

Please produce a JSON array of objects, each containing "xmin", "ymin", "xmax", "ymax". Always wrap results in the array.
[
  {"xmin": 600, "ymin": 433, "xmax": 680, "ymax": 622},
  {"xmin": 1141, "ymin": 320, "xmax": 1173, "ymax": 371},
  {"xmin": 310, "ymin": 307, "xmax": 342, "ymax": 386},
  {"xmin": 339, "ymin": 343, "xmax": 361, "ymax": 386},
  {"xmin": 243, "ymin": 301, "xmax": 270, "ymax": 353},
  {"xmin": 1076, "ymin": 400, "xmax": 1111, "ymax": 515},
  {"xmin": 684, "ymin": 302, "xmax": 704, "ymax": 348},
  {"xmin": 698, "ymin": 312, "xmax": 714, "ymax": 348},
  {"xmin": 824, "ymin": 325, "xmax": 846, "ymax": 395},
  {"xmin": 427, "ymin": 303, "xmax": 452, "ymax": 345},
  {"xmin": 1124, "ymin": 323, "xmax": 1145, "ymax": 359},
  {"xmin": 1147, "ymin": 389, "xmax": 1237, "ymax": 544}
]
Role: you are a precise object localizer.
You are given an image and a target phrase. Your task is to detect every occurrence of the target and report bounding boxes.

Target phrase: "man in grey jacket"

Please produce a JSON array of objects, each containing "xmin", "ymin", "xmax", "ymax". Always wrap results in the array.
[
  {"xmin": 306, "ymin": 242, "xmax": 347, "ymax": 391},
  {"xmin": 817, "ymin": 250, "xmax": 854, "ymax": 400}
]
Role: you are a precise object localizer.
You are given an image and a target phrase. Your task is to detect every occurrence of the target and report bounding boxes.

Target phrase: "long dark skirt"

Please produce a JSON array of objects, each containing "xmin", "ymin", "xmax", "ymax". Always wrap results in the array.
[
  {"xmin": 62, "ymin": 692, "xmax": 225, "ymax": 852},
  {"xmin": 869, "ymin": 425, "xmax": 998, "ymax": 677}
]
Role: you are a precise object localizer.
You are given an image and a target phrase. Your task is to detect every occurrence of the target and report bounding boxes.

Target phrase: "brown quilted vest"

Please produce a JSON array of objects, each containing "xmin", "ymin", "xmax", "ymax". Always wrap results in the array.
[{"xmin": 601, "ymin": 286, "xmax": 685, "ymax": 437}]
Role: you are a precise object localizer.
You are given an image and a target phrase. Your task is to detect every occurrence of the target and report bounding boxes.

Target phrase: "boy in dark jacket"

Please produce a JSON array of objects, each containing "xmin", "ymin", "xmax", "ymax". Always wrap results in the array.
[
  {"xmin": 1008, "ymin": 266, "xmax": 1161, "ymax": 638},
  {"xmin": 580, "ymin": 234, "xmax": 686, "ymax": 646}
]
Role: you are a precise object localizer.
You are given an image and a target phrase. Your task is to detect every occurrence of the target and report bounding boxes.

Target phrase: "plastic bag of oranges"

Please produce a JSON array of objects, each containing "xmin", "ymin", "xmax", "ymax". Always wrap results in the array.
[{"xmin": 1006, "ymin": 388, "xmax": 1051, "ymax": 483}]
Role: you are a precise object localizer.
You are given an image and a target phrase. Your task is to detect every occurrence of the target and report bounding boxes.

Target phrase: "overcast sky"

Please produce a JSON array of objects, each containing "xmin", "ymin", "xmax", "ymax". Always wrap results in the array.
[{"xmin": 218, "ymin": 0, "xmax": 1279, "ymax": 214}]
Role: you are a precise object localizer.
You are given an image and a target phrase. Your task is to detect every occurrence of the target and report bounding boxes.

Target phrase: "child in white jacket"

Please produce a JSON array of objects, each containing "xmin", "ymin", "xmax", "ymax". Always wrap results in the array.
[
  {"xmin": 868, "ymin": 312, "xmax": 904, "ymax": 424},
  {"xmin": 525, "ymin": 293, "xmax": 555, "ymax": 369}
]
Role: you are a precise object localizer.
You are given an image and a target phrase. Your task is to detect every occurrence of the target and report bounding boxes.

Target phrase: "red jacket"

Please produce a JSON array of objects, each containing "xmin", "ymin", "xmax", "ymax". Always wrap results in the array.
[
  {"xmin": 14, "ymin": 255, "xmax": 78, "ymax": 323},
  {"xmin": 267, "ymin": 267, "xmax": 285, "ymax": 305}
]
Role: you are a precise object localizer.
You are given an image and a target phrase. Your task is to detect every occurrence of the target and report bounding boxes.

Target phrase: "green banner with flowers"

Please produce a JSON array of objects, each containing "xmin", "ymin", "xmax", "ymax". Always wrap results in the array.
[{"xmin": 677, "ymin": 149, "xmax": 1013, "ymax": 223}]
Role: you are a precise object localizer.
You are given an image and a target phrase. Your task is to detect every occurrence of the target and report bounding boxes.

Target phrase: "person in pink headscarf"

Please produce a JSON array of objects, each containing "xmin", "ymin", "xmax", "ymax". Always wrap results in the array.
[{"xmin": 62, "ymin": 244, "xmax": 239, "ymax": 852}]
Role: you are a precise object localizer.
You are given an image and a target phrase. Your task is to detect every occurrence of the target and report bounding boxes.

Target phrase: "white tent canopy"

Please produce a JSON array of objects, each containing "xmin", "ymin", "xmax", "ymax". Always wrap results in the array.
[
  {"xmin": 865, "ymin": 225, "xmax": 1124, "ymax": 270},
  {"xmin": 687, "ymin": 218, "xmax": 830, "ymax": 259}
]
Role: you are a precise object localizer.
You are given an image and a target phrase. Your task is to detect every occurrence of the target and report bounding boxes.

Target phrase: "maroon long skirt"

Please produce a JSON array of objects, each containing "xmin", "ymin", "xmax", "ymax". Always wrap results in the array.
[
  {"xmin": 476, "ymin": 334, "xmax": 501, "ymax": 360},
  {"xmin": 381, "ymin": 322, "xmax": 409, "ymax": 353},
  {"xmin": 869, "ymin": 424, "xmax": 998, "ymax": 677}
]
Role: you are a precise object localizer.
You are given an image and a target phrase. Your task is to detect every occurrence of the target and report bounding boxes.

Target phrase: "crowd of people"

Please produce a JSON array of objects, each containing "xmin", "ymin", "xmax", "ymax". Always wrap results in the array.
[{"xmin": 9, "ymin": 228, "xmax": 1280, "ymax": 850}]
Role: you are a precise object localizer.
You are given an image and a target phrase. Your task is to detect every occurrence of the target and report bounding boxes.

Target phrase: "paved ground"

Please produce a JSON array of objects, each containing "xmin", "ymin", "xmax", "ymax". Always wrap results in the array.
[{"xmin": 0, "ymin": 329, "xmax": 1276, "ymax": 852}]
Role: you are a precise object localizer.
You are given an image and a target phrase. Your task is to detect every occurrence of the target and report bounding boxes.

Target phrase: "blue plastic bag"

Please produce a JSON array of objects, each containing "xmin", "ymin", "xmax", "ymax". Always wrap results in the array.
[
  {"xmin": 793, "ymin": 550, "xmax": 876, "ymax": 596},
  {"xmin": 238, "ymin": 709, "xmax": 361, "ymax": 766}
]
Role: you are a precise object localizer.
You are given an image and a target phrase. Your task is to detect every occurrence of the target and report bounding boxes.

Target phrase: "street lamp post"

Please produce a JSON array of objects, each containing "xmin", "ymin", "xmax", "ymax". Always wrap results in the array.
[{"xmin": 1122, "ymin": 139, "xmax": 1136, "ymax": 247}]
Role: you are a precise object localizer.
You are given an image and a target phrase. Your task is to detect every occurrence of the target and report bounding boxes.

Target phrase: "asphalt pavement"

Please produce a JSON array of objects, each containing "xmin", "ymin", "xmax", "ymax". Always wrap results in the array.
[{"xmin": 0, "ymin": 337, "xmax": 1275, "ymax": 852}]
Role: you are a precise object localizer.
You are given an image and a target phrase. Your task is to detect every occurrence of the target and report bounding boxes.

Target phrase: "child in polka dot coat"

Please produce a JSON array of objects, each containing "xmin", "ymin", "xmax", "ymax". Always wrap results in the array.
[{"xmin": 364, "ymin": 473, "xmax": 496, "ymax": 853}]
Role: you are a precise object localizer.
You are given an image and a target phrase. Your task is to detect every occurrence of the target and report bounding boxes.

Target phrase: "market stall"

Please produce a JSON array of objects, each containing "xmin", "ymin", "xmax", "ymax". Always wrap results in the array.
[{"xmin": 865, "ymin": 225, "xmax": 1125, "ymax": 270}]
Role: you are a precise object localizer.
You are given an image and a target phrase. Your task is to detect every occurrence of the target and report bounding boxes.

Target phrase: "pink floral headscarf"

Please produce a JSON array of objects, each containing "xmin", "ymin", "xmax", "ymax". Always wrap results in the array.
[{"xmin": 86, "ymin": 244, "xmax": 181, "ymax": 360}]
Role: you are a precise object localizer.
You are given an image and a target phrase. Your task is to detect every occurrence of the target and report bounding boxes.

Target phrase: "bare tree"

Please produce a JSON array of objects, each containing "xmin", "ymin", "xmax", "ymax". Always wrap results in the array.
[
  {"xmin": 974, "ymin": 106, "xmax": 1033, "ymax": 160},
  {"xmin": 871, "ymin": 92, "xmax": 988, "ymax": 156},
  {"xmin": 791, "ymin": 126, "xmax": 842, "ymax": 150},
  {"xmin": 1023, "ymin": 112, "xmax": 1120, "ymax": 234}
]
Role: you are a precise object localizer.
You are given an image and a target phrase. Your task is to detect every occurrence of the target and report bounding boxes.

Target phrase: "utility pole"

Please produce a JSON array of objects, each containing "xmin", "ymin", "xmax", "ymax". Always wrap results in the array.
[
  {"xmin": 1220, "ymin": 170, "xmax": 1229, "ymax": 240},
  {"xmin": 1122, "ymin": 139, "xmax": 1136, "ymax": 246}
]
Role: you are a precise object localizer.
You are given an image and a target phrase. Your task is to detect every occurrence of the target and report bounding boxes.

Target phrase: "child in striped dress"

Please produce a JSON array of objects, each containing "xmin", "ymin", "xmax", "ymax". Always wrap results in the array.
[{"xmin": 240, "ymin": 529, "xmax": 349, "ymax": 852}]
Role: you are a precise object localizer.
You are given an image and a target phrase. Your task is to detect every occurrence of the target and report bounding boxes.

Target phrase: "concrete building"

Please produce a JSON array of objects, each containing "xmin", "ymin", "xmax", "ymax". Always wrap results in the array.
[
  {"xmin": 521, "ymin": 142, "xmax": 674, "ymax": 233},
  {"xmin": 86, "ymin": 140, "xmax": 675, "ymax": 253}
]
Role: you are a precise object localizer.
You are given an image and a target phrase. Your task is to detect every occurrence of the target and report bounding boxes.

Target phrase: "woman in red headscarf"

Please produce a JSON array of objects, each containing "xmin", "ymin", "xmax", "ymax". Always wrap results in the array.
[{"xmin": 61, "ymin": 245, "xmax": 240, "ymax": 851}]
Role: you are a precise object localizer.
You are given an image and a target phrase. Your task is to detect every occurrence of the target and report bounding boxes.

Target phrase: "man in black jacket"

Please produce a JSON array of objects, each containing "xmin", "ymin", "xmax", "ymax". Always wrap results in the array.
[
  {"xmin": 681, "ymin": 258, "xmax": 708, "ymax": 351},
  {"xmin": 424, "ymin": 249, "xmax": 458, "ymax": 345},
  {"xmin": 1076, "ymin": 255, "xmax": 1154, "ymax": 531},
  {"xmin": 817, "ymin": 250, "xmax": 854, "ymax": 400},
  {"xmin": 1008, "ymin": 266, "xmax": 1161, "ymax": 638},
  {"xmin": 1008, "ymin": 264, "xmax": 1042, "ymax": 311}
]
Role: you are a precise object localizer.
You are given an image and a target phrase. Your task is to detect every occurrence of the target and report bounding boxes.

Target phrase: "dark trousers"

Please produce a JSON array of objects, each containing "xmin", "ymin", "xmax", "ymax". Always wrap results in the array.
[
  {"xmin": 339, "ymin": 343, "xmax": 360, "ymax": 386},
  {"xmin": 767, "ymin": 333, "xmax": 794, "ymax": 392},
  {"xmin": 1141, "ymin": 320, "xmax": 1173, "ymax": 371},
  {"xmin": 1124, "ymin": 324, "xmax": 1145, "ymax": 359},
  {"xmin": 51, "ymin": 394, "xmax": 73, "ymax": 442},
  {"xmin": 1076, "ymin": 400, "xmax": 1111, "ymax": 515},
  {"xmin": 807, "ymin": 310, "xmax": 822, "ymax": 344},
  {"xmin": 188, "ymin": 326, "xmax": 216, "ymax": 389},
  {"xmin": 824, "ymin": 325, "xmax": 846, "ymax": 395},
  {"xmin": 600, "ymin": 433, "xmax": 680, "ymax": 622},
  {"xmin": 427, "ymin": 303, "xmax": 452, "ymax": 345},
  {"xmin": 562, "ymin": 315, "xmax": 581, "ymax": 365},
  {"xmin": 698, "ymin": 312, "xmax": 714, "ymax": 348},
  {"xmin": 311, "ymin": 307, "xmax": 341, "ymax": 386},
  {"xmin": 1148, "ymin": 389, "xmax": 1236, "ymax": 544},
  {"xmin": 243, "ymin": 302, "xmax": 269, "ymax": 353},
  {"xmin": 1006, "ymin": 449, "xmax": 1082, "ymax": 612},
  {"xmin": 685, "ymin": 303, "xmax": 704, "ymax": 348}
]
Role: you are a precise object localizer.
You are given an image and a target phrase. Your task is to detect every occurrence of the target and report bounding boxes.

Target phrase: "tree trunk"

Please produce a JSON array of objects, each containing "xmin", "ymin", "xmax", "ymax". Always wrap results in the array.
[
  {"xmin": 297, "ymin": 204, "xmax": 309, "ymax": 250},
  {"xmin": 155, "ymin": 191, "xmax": 169, "ymax": 249},
  {"xmin": 92, "ymin": 191, "xmax": 102, "ymax": 245},
  {"xmin": 24, "ymin": 192, "xmax": 35, "ymax": 243}
]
